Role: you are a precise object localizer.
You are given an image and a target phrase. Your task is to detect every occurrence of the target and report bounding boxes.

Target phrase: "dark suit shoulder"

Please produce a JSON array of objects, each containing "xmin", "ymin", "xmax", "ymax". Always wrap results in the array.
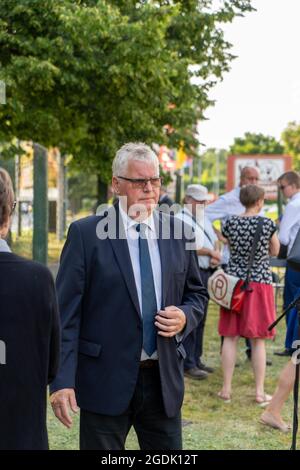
[
  {"xmin": 0, "ymin": 252, "xmax": 51, "ymax": 274},
  {"xmin": 71, "ymin": 214, "xmax": 101, "ymax": 230},
  {"xmin": 71, "ymin": 205, "xmax": 120, "ymax": 236},
  {"xmin": 0, "ymin": 253, "xmax": 55, "ymax": 293}
]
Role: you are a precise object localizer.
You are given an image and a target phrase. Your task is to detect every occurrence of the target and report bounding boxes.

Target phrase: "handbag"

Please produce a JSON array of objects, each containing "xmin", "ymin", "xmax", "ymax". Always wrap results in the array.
[
  {"xmin": 208, "ymin": 217, "xmax": 265, "ymax": 313},
  {"xmin": 207, "ymin": 269, "xmax": 245, "ymax": 312},
  {"xmin": 287, "ymin": 228, "xmax": 300, "ymax": 272}
]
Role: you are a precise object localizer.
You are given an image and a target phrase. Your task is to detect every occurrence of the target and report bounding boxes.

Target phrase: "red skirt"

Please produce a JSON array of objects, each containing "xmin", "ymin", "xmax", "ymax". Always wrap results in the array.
[{"xmin": 218, "ymin": 282, "xmax": 276, "ymax": 339}]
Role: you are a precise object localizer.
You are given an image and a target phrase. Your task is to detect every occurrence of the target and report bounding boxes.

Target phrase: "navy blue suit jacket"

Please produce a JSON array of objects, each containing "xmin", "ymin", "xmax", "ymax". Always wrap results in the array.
[
  {"xmin": 0, "ymin": 254, "xmax": 60, "ymax": 450},
  {"xmin": 50, "ymin": 205, "xmax": 207, "ymax": 417}
]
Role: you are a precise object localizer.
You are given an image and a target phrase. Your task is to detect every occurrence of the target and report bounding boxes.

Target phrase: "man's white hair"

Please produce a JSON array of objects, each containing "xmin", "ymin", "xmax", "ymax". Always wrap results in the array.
[{"xmin": 112, "ymin": 142, "xmax": 159, "ymax": 177}]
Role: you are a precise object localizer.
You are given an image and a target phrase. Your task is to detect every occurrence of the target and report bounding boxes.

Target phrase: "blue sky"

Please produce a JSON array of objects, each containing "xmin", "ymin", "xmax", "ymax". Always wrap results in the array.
[{"xmin": 198, "ymin": 0, "xmax": 300, "ymax": 150}]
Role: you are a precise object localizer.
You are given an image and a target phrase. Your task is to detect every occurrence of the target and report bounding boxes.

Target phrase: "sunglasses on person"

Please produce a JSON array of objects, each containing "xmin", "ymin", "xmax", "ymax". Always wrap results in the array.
[
  {"xmin": 10, "ymin": 200, "xmax": 17, "ymax": 215},
  {"xmin": 278, "ymin": 183, "xmax": 290, "ymax": 191}
]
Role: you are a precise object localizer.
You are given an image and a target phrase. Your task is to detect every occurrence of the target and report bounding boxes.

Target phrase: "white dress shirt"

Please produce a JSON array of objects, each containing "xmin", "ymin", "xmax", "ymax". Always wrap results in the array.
[
  {"xmin": 205, "ymin": 187, "xmax": 244, "ymax": 223},
  {"xmin": 205, "ymin": 187, "xmax": 244, "ymax": 265},
  {"xmin": 176, "ymin": 208, "xmax": 218, "ymax": 269},
  {"xmin": 119, "ymin": 204, "xmax": 162, "ymax": 360},
  {"xmin": 278, "ymin": 191, "xmax": 300, "ymax": 254},
  {"xmin": 0, "ymin": 239, "xmax": 11, "ymax": 252}
]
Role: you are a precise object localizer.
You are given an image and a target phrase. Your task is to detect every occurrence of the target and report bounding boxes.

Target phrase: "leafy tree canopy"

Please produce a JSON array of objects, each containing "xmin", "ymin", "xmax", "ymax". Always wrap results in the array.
[
  {"xmin": 0, "ymin": 0, "xmax": 254, "ymax": 182},
  {"xmin": 282, "ymin": 121, "xmax": 300, "ymax": 170},
  {"xmin": 229, "ymin": 132, "xmax": 284, "ymax": 155}
]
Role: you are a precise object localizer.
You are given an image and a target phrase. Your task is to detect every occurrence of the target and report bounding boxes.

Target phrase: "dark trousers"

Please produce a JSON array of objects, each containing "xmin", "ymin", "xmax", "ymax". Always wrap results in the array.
[
  {"xmin": 80, "ymin": 365, "xmax": 182, "ymax": 450},
  {"xmin": 183, "ymin": 268, "xmax": 211, "ymax": 369},
  {"xmin": 284, "ymin": 267, "xmax": 300, "ymax": 349},
  {"xmin": 284, "ymin": 267, "xmax": 300, "ymax": 318}
]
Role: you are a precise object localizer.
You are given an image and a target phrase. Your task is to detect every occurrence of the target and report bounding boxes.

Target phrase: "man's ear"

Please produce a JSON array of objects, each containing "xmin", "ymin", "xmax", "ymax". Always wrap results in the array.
[{"xmin": 112, "ymin": 176, "xmax": 120, "ymax": 194}]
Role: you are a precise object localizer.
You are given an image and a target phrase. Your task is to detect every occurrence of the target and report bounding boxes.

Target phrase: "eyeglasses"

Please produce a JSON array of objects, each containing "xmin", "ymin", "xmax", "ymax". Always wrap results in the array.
[
  {"xmin": 10, "ymin": 200, "xmax": 17, "ymax": 215},
  {"xmin": 117, "ymin": 176, "xmax": 162, "ymax": 190}
]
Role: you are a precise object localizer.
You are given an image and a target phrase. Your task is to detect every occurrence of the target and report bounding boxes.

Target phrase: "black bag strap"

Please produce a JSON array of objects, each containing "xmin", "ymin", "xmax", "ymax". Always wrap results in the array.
[{"xmin": 242, "ymin": 217, "xmax": 265, "ymax": 291}]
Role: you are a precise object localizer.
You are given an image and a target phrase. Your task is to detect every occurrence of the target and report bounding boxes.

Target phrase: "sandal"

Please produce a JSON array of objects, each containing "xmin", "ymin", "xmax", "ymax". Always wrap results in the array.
[
  {"xmin": 217, "ymin": 391, "xmax": 231, "ymax": 403},
  {"xmin": 255, "ymin": 393, "xmax": 272, "ymax": 407}
]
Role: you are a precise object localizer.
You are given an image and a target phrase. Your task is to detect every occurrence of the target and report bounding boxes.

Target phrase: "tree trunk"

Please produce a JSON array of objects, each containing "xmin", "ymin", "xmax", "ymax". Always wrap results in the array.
[
  {"xmin": 14, "ymin": 154, "xmax": 22, "ymax": 237},
  {"xmin": 33, "ymin": 143, "xmax": 48, "ymax": 265},
  {"xmin": 56, "ymin": 151, "xmax": 65, "ymax": 240}
]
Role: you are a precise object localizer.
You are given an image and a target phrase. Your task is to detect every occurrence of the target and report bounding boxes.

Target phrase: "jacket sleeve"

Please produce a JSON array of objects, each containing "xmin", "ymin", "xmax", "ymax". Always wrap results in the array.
[
  {"xmin": 49, "ymin": 222, "xmax": 85, "ymax": 393},
  {"xmin": 177, "ymin": 231, "xmax": 209, "ymax": 342}
]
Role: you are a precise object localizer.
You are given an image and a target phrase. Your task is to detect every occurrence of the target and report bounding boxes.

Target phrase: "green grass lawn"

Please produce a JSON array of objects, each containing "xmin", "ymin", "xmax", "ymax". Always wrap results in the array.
[{"xmin": 47, "ymin": 302, "xmax": 295, "ymax": 450}]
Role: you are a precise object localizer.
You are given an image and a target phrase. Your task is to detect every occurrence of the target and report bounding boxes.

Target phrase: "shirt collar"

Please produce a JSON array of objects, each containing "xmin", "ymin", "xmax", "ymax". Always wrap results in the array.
[
  {"xmin": 0, "ymin": 238, "xmax": 12, "ymax": 253},
  {"xmin": 119, "ymin": 202, "xmax": 155, "ymax": 233}
]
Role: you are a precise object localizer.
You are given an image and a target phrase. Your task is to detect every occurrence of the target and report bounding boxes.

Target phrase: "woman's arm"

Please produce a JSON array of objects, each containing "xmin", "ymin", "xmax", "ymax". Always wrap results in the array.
[{"xmin": 269, "ymin": 232, "xmax": 280, "ymax": 257}]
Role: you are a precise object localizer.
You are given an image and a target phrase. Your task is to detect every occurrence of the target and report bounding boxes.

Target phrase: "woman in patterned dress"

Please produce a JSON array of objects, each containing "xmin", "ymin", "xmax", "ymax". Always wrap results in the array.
[{"xmin": 218, "ymin": 185, "xmax": 280, "ymax": 404}]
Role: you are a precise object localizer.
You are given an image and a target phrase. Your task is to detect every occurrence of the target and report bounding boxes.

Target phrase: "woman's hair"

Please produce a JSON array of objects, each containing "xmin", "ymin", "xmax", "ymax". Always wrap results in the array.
[
  {"xmin": 239, "ymin": 184, "xmax": 265, "ymax": 208},
  {"xmin": 0, "ymin": 168, "xmax": 15, "ymax": 227}
]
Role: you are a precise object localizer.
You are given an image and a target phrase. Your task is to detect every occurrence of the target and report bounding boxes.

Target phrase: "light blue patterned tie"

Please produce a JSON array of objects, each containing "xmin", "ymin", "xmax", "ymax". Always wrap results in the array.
[{"xmin": 136, "ymin": 223, "xmax": 157, "ymax": 356}]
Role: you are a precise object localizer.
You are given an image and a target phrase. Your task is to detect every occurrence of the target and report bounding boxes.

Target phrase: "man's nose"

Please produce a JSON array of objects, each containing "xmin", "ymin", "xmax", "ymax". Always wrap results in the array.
[{"xmin": 143, "ymin": 180, "xmax": 153, "ymax": 191}]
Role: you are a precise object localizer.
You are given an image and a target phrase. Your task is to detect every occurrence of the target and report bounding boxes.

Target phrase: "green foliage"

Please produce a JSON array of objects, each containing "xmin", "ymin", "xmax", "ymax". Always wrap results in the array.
[
  {"xmin": 159, "ymin": 165, "xmax": 173, "ymax": 187},
  {"xmin": 230, "ymin": 132, "xmax": 284, "ymax": 155},
  {"xmin": 282, "ymin": 121, "xmax": 300, "ymax": 170},
  {"xmin": 200, "ymin": 148, "xmax": 227, "ymax": 194},
  {"xmin": 0, "ymin": 0, "xmax": 254, "ymax": 187}
]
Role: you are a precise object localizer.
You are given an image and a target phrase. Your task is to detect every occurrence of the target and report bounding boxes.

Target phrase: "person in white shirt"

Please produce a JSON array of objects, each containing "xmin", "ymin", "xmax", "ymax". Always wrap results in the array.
[
  {"xmin": 206, "ymin": 166, "xmax": 260, "ymax": 263},
  {"xmin": 274, "ymin": 171, "xmax": 300, "ymax": 356},
  {"xmin": 176, "ymin": 184, "xmax": 223, "ymax": 379}
]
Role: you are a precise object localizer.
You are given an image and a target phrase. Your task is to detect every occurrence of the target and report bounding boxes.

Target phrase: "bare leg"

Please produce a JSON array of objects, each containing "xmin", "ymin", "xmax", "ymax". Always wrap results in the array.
[
  {"xmin": 261, "ymin": 360, "xmax": 295, "ymax": 431},
  {"xmin": 219, "ymin": 336, "xmax": 239, "ymax": 399},
  {"xmin": 250, "ymin": 338, "xmax": 267, "ymax": 400}
]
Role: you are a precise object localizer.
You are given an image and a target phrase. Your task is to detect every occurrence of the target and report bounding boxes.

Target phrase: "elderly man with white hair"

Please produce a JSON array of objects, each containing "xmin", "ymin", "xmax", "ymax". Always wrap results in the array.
[{"xmin": 50, "ymin": 142, "xmax": 208, "ymax": 450}]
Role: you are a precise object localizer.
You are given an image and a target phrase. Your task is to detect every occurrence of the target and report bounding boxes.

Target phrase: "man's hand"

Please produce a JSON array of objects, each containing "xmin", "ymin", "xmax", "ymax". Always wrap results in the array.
[
  {"xmin": 209, "ymin": 249, "xmax": 222, "ymax": 268},
  {"xmin": 210, "ymin": 249, "xmax": 222, "ymax": 262},
  {"xmin": 155, "ymin": 305, "xmax": 186, "ymax": 337},
  {"xmin": 50, "ymin": 388, "xmax": 79, "ymax": 428}
]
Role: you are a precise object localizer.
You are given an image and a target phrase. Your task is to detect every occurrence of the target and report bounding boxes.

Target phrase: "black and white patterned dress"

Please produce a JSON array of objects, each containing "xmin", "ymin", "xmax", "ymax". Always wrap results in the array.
[
  {"xmin": 218, "ymin": 215, "xmax": 277, "ymax": 339},
  {"xmin": 222, "ymin": 216, "xmax": 276, "ymax": 284}
]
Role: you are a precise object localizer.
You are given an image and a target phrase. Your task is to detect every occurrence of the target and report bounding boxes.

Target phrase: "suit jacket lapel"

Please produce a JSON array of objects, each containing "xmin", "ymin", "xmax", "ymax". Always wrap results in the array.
[
  {"xmin": 107, "ymin": 204, "xmax": 141, "ymax": 317},
  {"xmin": 155, "ymin": 211, "xmax": 171, "ymax": 309}
]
